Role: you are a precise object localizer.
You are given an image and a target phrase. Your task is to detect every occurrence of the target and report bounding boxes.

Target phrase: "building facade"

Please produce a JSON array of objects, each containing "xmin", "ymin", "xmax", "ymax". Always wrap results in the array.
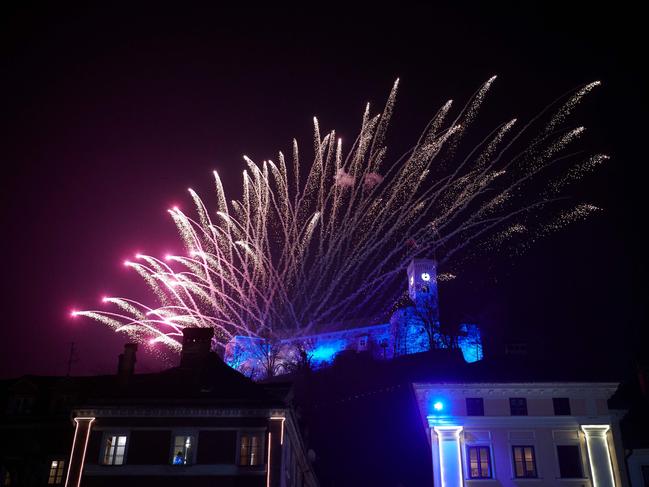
[
  {"xmin": 62, "ymin": 329, "xmax": 317, "ymax": 487},
  {"xmin": 0, "ymin": 376, "xmax": 80, "ymax": 487},
  {"xmin": 65, "ymin": 404, "xmax": 315, "ymax": 487},
  {"xmin": 413, "ymin": 382, "xmax": 626, "ymax": 487},
  {"xmin": 0, "ymin": 328, "xmax": 317, "ymax": 487}
]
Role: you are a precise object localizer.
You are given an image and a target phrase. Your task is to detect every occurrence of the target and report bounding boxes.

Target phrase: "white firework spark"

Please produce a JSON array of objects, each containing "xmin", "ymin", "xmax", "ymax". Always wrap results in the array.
[{"xmin": 73, "ymin": 78, "xmax": 606, "ymax": 353}]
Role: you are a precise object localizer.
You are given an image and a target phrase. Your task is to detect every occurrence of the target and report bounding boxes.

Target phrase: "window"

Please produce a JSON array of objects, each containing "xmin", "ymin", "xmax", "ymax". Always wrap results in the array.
[
  {"xmin": 239, "ymin": 433, "xmax": 263, "ymax": 466},
  {"xmin": 505, "ymin": 342, "xmax": 528, "ymax": 355},
  {"xmin": 7, "ymin": 396, "xmax": 34, "ymax": 415},
  {"xmin": 467, "ymin": 446, "xmax": 492, "ymax": 479},
  {"xmin": 358, "ymin": 336, "xmax": 368, "ymax": 351},
  {"xmin": 513, "ymin": 446, "xmax": 537, "ymax": 478},
  {"xmin": 553, "ymin": 397, "xmax": 571, "ymax": 415},
  {"xmin": 47, "ymin": 460, "xmax": 65, "ymax": 484},
  {"xmin": 3, "ymin": 471, "xmax": 10, "ymax": 486},
  {"xmin": 509, "ymin": 398, "xmax": 527, "ymax": 416},
  {"xmin": 171, "ymin": 435, "xmax": 194, "ymax": 465},
  {"xmin": 466, "ymin": 398, "xmax": 484, "ymax": 416},
  {"xmin": 102, "ymin": 435, "xmax": 128, "ymax": 465},
  {"xmin": 557, "ymin": 445, "xmax": 583, "ymax": 478},
  {"xmin": 641, "ymin": 465, "xmax": 649, "ymax": 486}
]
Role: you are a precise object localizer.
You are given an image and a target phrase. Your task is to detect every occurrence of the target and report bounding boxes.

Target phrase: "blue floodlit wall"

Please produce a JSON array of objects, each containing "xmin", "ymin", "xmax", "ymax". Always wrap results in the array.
[
  {"xmin": 457, "ymin": 323, "xmax": 484, "ymax": 363},
  {"xmin": 224, "ymin": 259, "xmax": 483, "ymax": 378},
  {"xmin": 224, "ymin": 316, "xmax": 483, "ymax": 379},
  {"xmin": 224, "ymin": 323, "xmax": 394, "ymax": 379}
]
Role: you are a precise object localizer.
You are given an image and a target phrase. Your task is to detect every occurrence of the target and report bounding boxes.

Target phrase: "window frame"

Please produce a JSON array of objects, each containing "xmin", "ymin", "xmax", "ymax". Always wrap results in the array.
[
  {"xmin": 466, "ymin": 445, "xmax": 493, "ymax": 479},
  {"xmin": 509, "ymin": 397, "xmax": 528, "ymax": 416},
  {"xmin": 100, "ymin": 432, "xmax": 129, "ymax": 466},
  {"xmin": 465, "ymin": 397, "xmax": 484, "ymax": 416},
  {"xmin": 47, "ymin": 459, "xmax": 66, "ymax": 485},
  {"xmin": 170, "ymin": 432, "xmax": 197, "ymax": 466},
  {"xmin": 512, "ymin": 445, "xmax": 538, "ymax": 478},
  {"xmin": 641, "ymin": 465, "xmax": 649, "ymax": 485},
  {"xmin": 7, "ymin": 395, "xmax": 35, "ymax": 415},
  {"xmin": 357, "ymin": 335, "xmax": 369, "ymax": 351},
  {"xmin": 237, "ymin": 430, "xmax": 266, "ymax": 467},
  {"xmin": 555, "ymin": 444, "xmax": 584, "ymax": 479},
  {"xmin": 552, "ymin": 397, "xmax": 571, "ymax": 416}
]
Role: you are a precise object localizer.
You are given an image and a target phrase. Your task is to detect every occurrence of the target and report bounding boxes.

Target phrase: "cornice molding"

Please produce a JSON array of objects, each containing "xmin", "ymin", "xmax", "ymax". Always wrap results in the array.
[
  {"xmin": 413, "ymin": 382, "xmax": 618, "ymax": 398},
  {"xmin": 427, "ymin": 415, "xmax": 613, "ymax": 429},
  {"xmin": 72, "ymin": 407, "xmax": 287, "ymax": 418}
]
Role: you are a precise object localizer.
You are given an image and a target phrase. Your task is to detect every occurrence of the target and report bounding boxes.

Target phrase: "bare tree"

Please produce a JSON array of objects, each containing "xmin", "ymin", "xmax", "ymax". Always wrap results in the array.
[
  {"xmin": 253, "ymin": 331, "xmax": 284, "ymax": 379},
  {"xmin": 283, "ymin": 338, "xmax": 316, "ymax": 374},
  {"xmin": 408, "ymin": 295, "xmax": 463, "ymax": 351}
]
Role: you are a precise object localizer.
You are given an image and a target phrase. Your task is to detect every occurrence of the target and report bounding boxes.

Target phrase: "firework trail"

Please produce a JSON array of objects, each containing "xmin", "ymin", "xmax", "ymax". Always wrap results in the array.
[{"xmin": 73, "ymin": 78, "xmax": 606, "ymax": 353}]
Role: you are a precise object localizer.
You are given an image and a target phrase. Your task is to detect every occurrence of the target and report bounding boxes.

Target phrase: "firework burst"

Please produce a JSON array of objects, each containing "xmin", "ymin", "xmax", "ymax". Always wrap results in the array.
[{"xmin": 74, "ymin": 77, "xmax": 606, "ymax": 353}]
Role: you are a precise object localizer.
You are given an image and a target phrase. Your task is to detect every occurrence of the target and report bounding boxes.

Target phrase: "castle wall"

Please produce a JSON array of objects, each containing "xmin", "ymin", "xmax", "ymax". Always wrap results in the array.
[{"xmin": 223, "ymin": 258, "xmax": 484, "ymax": 378}]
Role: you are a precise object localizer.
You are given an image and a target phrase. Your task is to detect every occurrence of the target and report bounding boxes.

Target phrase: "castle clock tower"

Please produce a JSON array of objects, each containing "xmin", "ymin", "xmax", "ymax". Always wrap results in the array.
[{"xmin": 407, "ymin": 258, "xmax": 439, "ymax": 310}]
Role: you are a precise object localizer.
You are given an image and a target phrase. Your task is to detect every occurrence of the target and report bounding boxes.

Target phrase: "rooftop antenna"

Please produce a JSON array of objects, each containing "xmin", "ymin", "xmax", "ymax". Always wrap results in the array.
[{"xmin": 66, "ymin": 342, "xmax": 78, "ymax": 376}]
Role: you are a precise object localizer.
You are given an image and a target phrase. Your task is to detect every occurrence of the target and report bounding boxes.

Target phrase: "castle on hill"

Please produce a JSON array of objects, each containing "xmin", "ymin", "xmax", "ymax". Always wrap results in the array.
[{"xmin": 224, "ymin": 258, "xmax": 484, "ymax": 379}]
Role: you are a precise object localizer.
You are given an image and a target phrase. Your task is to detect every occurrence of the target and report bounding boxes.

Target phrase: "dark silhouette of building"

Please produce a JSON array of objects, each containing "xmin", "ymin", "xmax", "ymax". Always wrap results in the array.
[{"xmin": 0, "ymin": 330, "xmax": 317, "ymax": 487}]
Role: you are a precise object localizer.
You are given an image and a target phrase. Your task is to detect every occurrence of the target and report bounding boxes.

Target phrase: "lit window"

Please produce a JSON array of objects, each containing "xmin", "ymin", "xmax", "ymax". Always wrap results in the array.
[
  {"xmin": 171, "ymin": 435, "xmax": 194, "ymax": 465},
  {"xmin": 557, "ymin": 445, "xmax": 583, "ymax": 478},
  {"xmin": 466, "ymin": 398, "xmax": 484, "ymax": 416},
  {"xmin": 509, "ymin": 398, "xmax": 527, "ymax": 416},
  {"xmin": 467, "ymin": 446, "xmax": 492, "ymax": 479},
  {"xmin": 513, "ymin": 446, "xmax": 537, "ymax": 478},
  {"xmin": 553, "ymin": 397, "xmax": 571, "ymax": 415},
  {"xmin": 47, "ymin": 460, "xmax": 65, "ymax": 484},
  {"xmin": 102, "ymin": 435, "xmax": 128, "ymax": 465},
  {"xmin": 239, "ymin": 433, "xmax": 263, "ymax": 466}
]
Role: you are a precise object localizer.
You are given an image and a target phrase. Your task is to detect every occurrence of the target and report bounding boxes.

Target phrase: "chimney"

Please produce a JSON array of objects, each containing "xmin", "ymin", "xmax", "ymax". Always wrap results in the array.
[
  {"xmin": 117, "ymin": 343, "xmax": 138, "ymax": 379},
  {"xmin": 180, "ymin": 328, "xmax": 214, "ymax": 368}
]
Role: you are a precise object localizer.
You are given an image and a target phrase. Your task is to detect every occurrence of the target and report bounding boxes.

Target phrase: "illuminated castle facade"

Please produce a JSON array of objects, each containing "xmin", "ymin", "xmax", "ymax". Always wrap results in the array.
[{"xmin": 225, "ymin": 258, "xmax": 484, "ymax": 379}]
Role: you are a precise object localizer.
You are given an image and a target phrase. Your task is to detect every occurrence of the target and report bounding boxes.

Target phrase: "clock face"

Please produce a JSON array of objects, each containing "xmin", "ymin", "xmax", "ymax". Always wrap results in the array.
[{"xmin": 421, "ymin": 272, "xmax": 431, "ymax": 281}]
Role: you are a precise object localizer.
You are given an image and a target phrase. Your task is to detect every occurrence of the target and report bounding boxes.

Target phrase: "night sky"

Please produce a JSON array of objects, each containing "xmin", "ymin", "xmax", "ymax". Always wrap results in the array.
[{"xmin": 1, "ymin": 3, "xmax": 645, "ymax": 378}]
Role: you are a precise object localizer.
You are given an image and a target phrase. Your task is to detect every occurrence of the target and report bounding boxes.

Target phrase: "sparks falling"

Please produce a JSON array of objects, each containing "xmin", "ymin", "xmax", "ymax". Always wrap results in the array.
[{"xmin": 74, "ymin": 78, "xmax": 606, "ymax": 353}]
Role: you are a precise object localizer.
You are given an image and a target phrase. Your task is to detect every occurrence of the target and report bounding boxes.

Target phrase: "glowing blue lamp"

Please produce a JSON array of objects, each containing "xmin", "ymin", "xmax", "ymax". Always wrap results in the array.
[{"xmin": 433, "ymin": 401, "xmax": 444, "ymax": 412}]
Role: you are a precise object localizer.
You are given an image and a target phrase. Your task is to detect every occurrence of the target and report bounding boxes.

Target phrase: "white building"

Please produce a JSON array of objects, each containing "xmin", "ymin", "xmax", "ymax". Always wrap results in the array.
[{"xmin": 413, "ymin": 382, "xmax": 627, "ymax": 487}]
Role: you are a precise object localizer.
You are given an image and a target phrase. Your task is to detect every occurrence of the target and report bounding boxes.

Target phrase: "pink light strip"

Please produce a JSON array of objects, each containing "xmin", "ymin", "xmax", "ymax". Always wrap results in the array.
[
  {"xmin": 271, "ymin": 416, "xmax": 286, "ymax": 445},
  {"xmin": 64, "ymin": 417, "xmax": 96, "ymax": 487},
  {"xmin": 266, "ymin": 432, "xmax": 272, "ymax": 487}
]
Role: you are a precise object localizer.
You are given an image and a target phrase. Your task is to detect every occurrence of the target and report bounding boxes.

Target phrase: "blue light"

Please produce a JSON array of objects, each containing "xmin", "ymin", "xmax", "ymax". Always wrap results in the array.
[
  {"xmin": 458, "ymin": 323, "xmax": 484, "ymax": 363},
  {"xmin": 309, "ymin": 346, "xmax": 339, "ymax": 362},
  {"xmin": 433, "ymin": 401, "xmax": 444, "ymax": 412}
]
